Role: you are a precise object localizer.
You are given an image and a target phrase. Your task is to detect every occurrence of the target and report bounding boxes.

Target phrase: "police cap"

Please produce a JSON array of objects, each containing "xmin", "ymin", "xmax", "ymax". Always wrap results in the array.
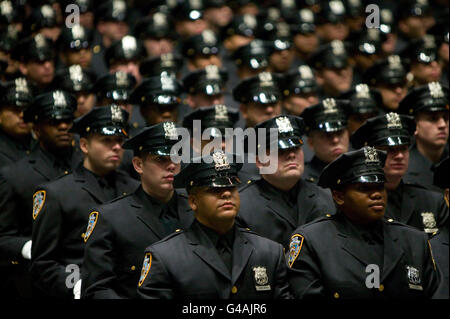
[
  {"xmin": 130, "ymin": 74, "xmax": 183, "ymax": 106},
  {"xmin": 139, "ymin": 53, "xmax": 184, "ymax": 78},
  {"xmin": 363, "ymin": 55, "xmax": 408, "ymax": 87},
  {"xmin": 104, "ymin": 35, "xmax": 145, "ymax": 67},
  {"xmin": 183, "ymin": 65, "xmax": 228, "ymax": 96},
  {"xmin": 308, "ymin": 40, "xmax": 350, "ymax": 70},
  {"xmin": 232, "ymin": 39, "xmax": 270, "ymax": 70},
  {"xmin": 93, "ymin": 71, "xmax": 136, "ymax": 102},
  {"xmin": 398, "ymin": 82, "xmax": 449, "ymax": 116},
  {"xmin": 302, "ymin": 98, "xmax": 351, "ymax": 133},
  {"xmin": 24, "ymin": 90, "xmax": 76, "ymax": 123},
  {"xmin": 57, "ymin": 25, "xmax": 93, "ymax": 51},
  {"xmin": 51, "ymin": 65, "xmax": 95, "ymax": 94},
  {"xmin": 233, "ymin": 71, "xmax": 282, "ymax": 104},
  {"xmin": 318, "ymin": 146, "xmax": 387, "ymax": 189},
  {"xmin": 0, "ymin": 77, "xmax": 35, "ymax": 110},
  {"xmin": 283, "ymin": 64, "xmax": 318, "ymax": 96},
  {"xmin": 182, "ymin": 29, "xmax": 221, "ymax": 58},
  {"xmin": 339, "ymin": 84, "xmax": 382, "ymax": 115},
  {"xmin": 255, "ymin": 115, "xmax": 305, "ymax": 150}
]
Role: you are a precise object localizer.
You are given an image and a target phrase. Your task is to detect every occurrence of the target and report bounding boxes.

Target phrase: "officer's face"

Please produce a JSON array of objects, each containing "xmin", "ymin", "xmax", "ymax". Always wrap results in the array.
[
  {"xmin": 189, "ymin": 55, "xmax": 222, "ymax": 71},
  {"xmin": 80, "ymin": 134, "xmax": 124, "ymax": 175},
  {"xmin": 97, "ymin": 21, "xmax": 129, "ymax": 44},
  {"xmin": 39, "ymin": 27, "xmax": 61, "ymax": 42},
  {"xmin": 316, "ymin": 22, "xmax": 349, "ymax": 42},
  {"xmin": 377, "ymin": 82, "xmax": 407, "ymax": 111},
  {"xmin": 333, "ymin": 183, "xmax": 387, "ymax": 225},
  {"xmin": 63, "ymin": 49, "xmax": 93, "ymax": 69},
  {"xmin": 187, "ymin": 93, "xmax": 225, "ymax": 109},
  {"xmin": 293, "ymin": 33, "xmax": 319, "ymax": 56},
  {"xmin": 399, "ymin": 16, "xmax": 427, "ymax": 39},
  {"xmin": 410, "ymin": 61, "xmax": 442, "ymax": 85},
  {"xmin": 140, "ymin": 104, "xmax": 178, "ymax": 126},
  {"xmin": 224, "ymin": 35, "xmax": 254, "ymax": 52},
  {"xmin": 20, "ymin": 60, "xmax": 55, "ymax": 88},
  {"xmin": 204, "ymin": 6, "xmax": 233, "ymax": 29},
  {"xmin": 376, "ymin": 145, "xmax": 410, "ymax": 181},
  {"xmin": 307, "ymin": 129, "xmax": 349, "ymax": 163},
  {"xmin": 110, "ymin": 62, "xmax": 142, "ymax": 85},
  {"xmin": 283, "ymin": 93, "xmax": 319, "ymax": 116},
  {"xmin": 415, "ymin": 111, "xmax": 449, "ymax": 148},
  {"xmin": 74, "ymin": 92, "xmax": 96, "ymax": 118},
  {"xmin": 0, "ymin": 106, "xmax": 32, "ymax": 139},
  {"xmin": 133, "ymin": 154, "xmax": 180, "ymax": 200},
  {"xmin": 316, "ymin": 66, "xmax": 353, "ymax": 96},
  {"xmin": 175, "ymin": 19, "xmax": 208, "ymax": 39},
  {"xmin": 240, "ymin": 101, "xmax": 282, "ymax": 128},
  {"xmin": 257, "ymin": 146, "xmax": 304, "ymax": 190},
  {"xmin": 189, "ymin": 186, "xmax": 240, "ymax": 233},
  {"xmin": 269, "ymin": 49, "xmax": 295, "ymax": 73},
  {"xmin": 33, "ymin": 119, "xmax": 74, "ymax": 151},
  {"xmin": 143, "ymin": 38, "xmax": 174, "ymax": 56}
]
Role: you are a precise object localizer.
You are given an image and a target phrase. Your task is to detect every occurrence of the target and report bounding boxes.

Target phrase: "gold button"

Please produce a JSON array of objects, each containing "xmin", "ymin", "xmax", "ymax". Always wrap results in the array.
[
  {"xmin": 326, "ymin": 214, "xmax": 331, "ymax": 217},
  {"xmin": 81, "ymin": 233, "xmax": 85, "ymax": 238},
  {"xmin": 333, "ymin": 292, "xmax": 339, "ymax": 299},
  {"xmin": 387, "ymin": 219, "xmax": 394, "ymax": 223},
  {"xmin": 176, "ymin": 229, "xmax": 181, "ymax": 232},
  {"xmin": 231, "ymin": 286, "xmax": 238, "ymax": 294},
  {"xmin": 378, "ymin": 284, "xmax": 384, "ymax": 292},
  {"xmin": 247, "ymin": 180, "xmax": 251, "ymax": 184},
  {"xmin": 93, "ymin": 45, "xmax": 100, "ymax": 54},
  {"xmin": 245, "ymin": 228, "xmax": 250, "ymax": 231},
  {"xmin": 122, "ymin": 192, "xmax": 127, "ymax": 196},
  {"xmin": 64, "ymin": 170, "xmax": 69, "ymax": 175},
  {"xmin": 131, "ymin": 266, "xmax": 136, "ymax": 271},
  {"xmin": 11, "ymin": 261, "xmax": 18, "ymax": 265}
]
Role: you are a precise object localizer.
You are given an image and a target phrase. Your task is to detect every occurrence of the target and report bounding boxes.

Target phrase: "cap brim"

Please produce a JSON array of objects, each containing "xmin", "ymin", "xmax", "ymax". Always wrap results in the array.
[
  {"xmin": 349, "ymin": 174, "xmax": 386, "ymax": 184},
  {"xmin": 278, "ymin": 137, "xmax": 303, "ymax": 149},
  {"xmin": 94, "ymin": 126, "xmax": 128, "ymax": 137},
  {"xmin": 316, "ymin": 120, "xmax": 347, "ymax": 132},
  {"xmin": 251, "ymin": 92, "xmax": 280, "ymax": 104}
]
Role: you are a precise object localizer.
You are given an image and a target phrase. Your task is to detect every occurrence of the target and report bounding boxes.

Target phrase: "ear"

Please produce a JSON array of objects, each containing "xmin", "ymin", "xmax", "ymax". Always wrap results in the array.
[
  {"xmin": 132, "ymin": 156, "xmax": 144, "ymax": 175},
  {"xmin": 186, "ymin": 95, "xmax": 195, "ymax": 108},
  {"xmin": 19, "ymin": 63, "xmax": 28, "ymax": 76},
  {"xmin": 306, "ymin": 134, "xmax": 314, "ymax": 149},
  {"xmin": 315, "ymin": 71, "xmax": 324, "ymax": 86},
  {"xmin": 332, "ymin": 189, "xmax": 345, "ymax": 206},
  {"xmin": 188, "ymin": 193, "xmax": 198, "ymax": 212},
  {"xmin": 239, "ymin": 104, "xmax": 248, "ymax": 119},
  {"xmin": 79, "ymin": 137, "xmax": 89, "ymax": 155}
]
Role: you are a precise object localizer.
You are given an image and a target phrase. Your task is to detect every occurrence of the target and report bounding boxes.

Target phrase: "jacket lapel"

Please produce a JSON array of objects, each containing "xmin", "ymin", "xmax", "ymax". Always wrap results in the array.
[
  {"xmin": 74, "ymin": 167, "xmax": 106, "ymax": 203},
  {"xmin": 296, "ymin": 180, "xmax": 316, "ymax": 225},
  {"xmin": 133, "ymin": 193, "xmax": 169, "ymax": 240},
  {"xmin": 231, "ymin": 228, "xmax": 254, "ymax": 286},
  {"xmin": 339, "ymin": 218, "xmax": 373, "ymax": 267},
  {"xmin": 188, "ymin": 222, "xmax": 231, "ymax": 281},
  {"xmin": 175, "ymin": 191, "xmax": 195, "ymax": 230},
  {"xmin": 400, "ymin": 185, "xmax": 417, "ymax": 225},
  {"xmin": 381, "ymin": 224, "xmax": 405, "ymax": 282},
  {"xmin": 31, "ymin": 151, "xmax": 59, "ymax": 181},
  {"xmin": 259, "ymin": 181, "xmax": 297, "ymax": 228}
]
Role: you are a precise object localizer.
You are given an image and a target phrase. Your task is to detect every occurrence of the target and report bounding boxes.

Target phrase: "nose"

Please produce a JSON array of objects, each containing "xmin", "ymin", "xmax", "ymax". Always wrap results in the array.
[
  {"xmin": 221, "ymin": 188, "xmax": 232, "ymax": 199},
  {"xmin": 394, "ymin": 86, "xmax": 404, "ymax": 95},
  {"xmin": 437, "ymin": 116, "xmax": 448, "ymax": 128}
]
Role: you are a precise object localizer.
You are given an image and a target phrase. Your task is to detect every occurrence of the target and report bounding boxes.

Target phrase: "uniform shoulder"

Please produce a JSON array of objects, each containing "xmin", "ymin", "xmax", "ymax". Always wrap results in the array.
[
  {"xmin": 153, "ymin": 229, "xmax": 186, "ymax": 246},
  {"xmin": 291, "ymin": 214, "xmax": 337, "ymax": 236},
  {"xmin": 383, "ymin": 219, "xmax": 428, "ymax": 237},
  {"xmin": 238, "ymin": 226, "xmax": 284, "ymax": 248},
  {"xmin": 238, "ymin": 178, "xmax": 259, "ymax": 192}
]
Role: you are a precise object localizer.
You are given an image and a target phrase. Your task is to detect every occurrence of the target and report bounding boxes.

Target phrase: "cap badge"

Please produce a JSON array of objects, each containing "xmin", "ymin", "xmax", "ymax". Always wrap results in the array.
[
  {"xmin": 212, "ymin": 151, "xmax": 231, "ymax": 171},
  {"xmin": 380, "ymin": 9, "xmax": 393, "ymax": 23},
  {"xmin": 161, "ymin": 53, "xmax": 175, "ymax": 68},
  {"xmin": 215, "ymin": 105, "xmax": 229, "ymax": 122},
  {"xmin": 71, "ymin": 25, "xmax": 85, "ymax": 39},
  {"xmin": 153, "ymin": 12, "xmax": 167, "ymax": 27},
  {"xmin": 276, "ymin": 116, "xmax": 294, "ymax": 134},
  {"xmin": 161, "ymin": 73, "xmax": 175, "ymax": 91},
  {"xmin": 34, "ymin": 34, "xmax": 46, "ymax": 49},
  {"xmin": 252, "ymin": 266, "xmax": 271, "ymax": 291},
  {"xmin": 331, "ymin": 40, "xmax": 345, "ymax": 55},
  {"xmin": 299, "ymin": 9, "xmax": 314, "ymax": 22},
  {"xmin": 428, "ymin": 82, "xmax": 444, "ymax": 98},
  {"xmin": 112, "ymin": 0, "xmax": 126, "ymax": 18},
  {"xmin": 355, "ymin": 84, "xmax": 371, "ymax": 99},
  {"xmin": 330, "ymin": 1, "xmax": 345, "ymax": 15},
  {"xmin": 41, "ymin": 4, "xmax": 54, "ymax": 18},
  {"xmin": 163, "ymin": 122, "xmax": 178, "ymax": 140},
  {"xmin": 243, "ymin": 14, "xmax": 257, "ymax": 29},
  {"xmin": 281, "ymin": 0, "xmax": 295, "ymax": 8},
  {"xmin": 364, "ymin": 146, "xmax": 380, "ymax": 164},
  {"xmin": 323, "ymin": 98, "xmax": 338, "ymax": 114},
  {"xmin": 115, "ymin": 71, "xmax": 129, "ymax": 87},
  {"xmin": 0, "ymin": 1, "xmax": 13, "ymax": 16},
  {"xmin": 122, "ymin": 36, "xmax": 137, "ymax": 59},
  {"xmin": 298, "ymin": 65, "xmax": 314, "ymax": 79},
  {"xmin": 201, "ymin": 30, "xmax": 217, "ymax": 45},
  {"xmin": 110, "ymin": 104, "xmax": 123, "ymax": 123},
  {"xmin": 386, "ymin": 112, "xmax": 402, "ymax": 129},
  {"xmin": 69, "ymin": 65, "xmax": 83, "ymax": 91},
  {"xmin": 189, "ymin": 0, "xmax": 202, "ymax": 8},
  {"xmin": 205, "ymin": 64, "xmax": 220, "ymax": 80},
  {"xmin": 259, "ymin": 72, "xmax": 274, "ymax": 87},
  {"xmin": 53, "ymin": 91, "xmax": 67, "ymax": 107},
  {"xmin": 387, "ymin": 55, "xmax": 402, "ymax": 69},
  {"xmin": 423, "ymin": 35, "xmax": 436, "ymax": 48},
  {"xmin": 15, "ymin": 78, "xmax": 29, "ymax": 94}
]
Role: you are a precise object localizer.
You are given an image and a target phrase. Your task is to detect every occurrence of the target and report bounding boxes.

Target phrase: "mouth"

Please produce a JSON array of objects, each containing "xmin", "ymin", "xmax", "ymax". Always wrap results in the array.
[
  {"xmin": 163, "ymin": 175, "xmax": 174, "ymax": 181},
  {"xmin": 369, "ymin": 202, "xmax": 385, "ymax": 211},
  {"xmin": 285, "ymin": 163, "xmax": 298, "ymax": 169},
  {"xmin": 219, "ymin": 202, "xmax": 235, "ymax": 209},
  {"xmin": 332, "ymin": 148, "xmax": 343, "ymax": 155}
]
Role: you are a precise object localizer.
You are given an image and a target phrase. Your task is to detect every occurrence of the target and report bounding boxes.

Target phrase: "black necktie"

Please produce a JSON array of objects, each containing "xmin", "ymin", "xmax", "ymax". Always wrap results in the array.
[
  {"xmin": 98, "ymin": 178, "xmax": 116, "ymax": 201},
  {"xmin": 160, "ymin": 205, "xmax": 178, "ymax": 235},
  {"xmin": 217, "ymin": 236, "xmax": 232, "ymax": 274}
]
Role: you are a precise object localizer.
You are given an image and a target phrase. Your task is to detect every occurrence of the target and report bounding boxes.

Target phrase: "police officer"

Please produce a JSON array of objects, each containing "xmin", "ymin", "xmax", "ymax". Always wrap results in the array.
[
  {"xmin": 182, "ymin": 104, "xmax": 239, "ymax": 155},
  {"xmin": 182, "ymin": 29, "xmax": 223, "ymax": 71},
  {"xmin": 339, "ymin": 83, "xmax": 381, "ymax": 134},
  {"xmin": 137, "ymin": 151, "xmax": 292, "ymax": 299},
  {"xmin": 203, "ymin": 0, "xmax": 233, "ymax": 33},
  {"xmin": 289, "ymin": 8, "xmax": 319, "ymax": 64},
  {"xmin": 302, "ymin": 98, "xmax": 351, "ymax": 183},
  {"xmin": 399, "ymin": 81, "xmax": 449, "ymax": 190},
  {"xmin": 282, "ymin": 64, "xmax": 319, "ymax": 116},
  {"xmin": 351, "ymin": 112, "xmax": 448, "ymax": 234},
  {"xmin": 16, "ymin": 34, "xmax": 55, "ymax": 92},
  {"xmin": 0, "ymin": 90, "xmax": 81, "ymax": 298},
  {"xmin": 0, "ymin": 78, "xmax": 36, "ymax": 168},
  {"xmin": 30, "ymin": 105, "xmax": 138, "ymax": 298},
  {"xmin": 238, "ymin": 115, "xmax": 335, "ymax": 249},
  {"xmin": 233, "ymin": 71, "xmax": 283, "ymax": 129},
  {"xmin": 139, "ymin": 53, "xmax": 184, "ymax": 79},
  {"xmin": 56, "ymin": 25, "xmax": 94, "ymax": 70},
  {"xmin": 287, "ymin": 147, "xmax": 440, "ymax": 298},
  {"xmin": 222, "ymin": 13, "xmax": 258, "ymax": 54},
  {"xmin": 81, "ymin": 122, "xmax": 194, "ymax": 299},
  {"xmin": 51, "ymin": 65, "xmax": 96, "ymax": 118},
  {"xmin": 22, "ymin": 4, "xmax": 61, "ymax": 42},
  {"xmin": 308, "ymin": 40, "xmax": 353, "ymax": 98},
  {"xmin": 172, "ymin": 0, "xmax": 209, "ymax": 39},
  {"xmin": 183, "ymin": 65, "xmax": 229, "ymax": 109},
  {"xmin": 315, "ymin": 0, "xmax": 349, "ymax": 42},
  {"xmin": 364, "ymin": 55, "xmax": 408, "ymax": 113},
  {"xmin": 430, "ymin": 157, "xmax": 449, "ymax": 299},
  {"xmin": 231, "ymin": 39, "xmax": 270, "ymax": 80},
  {"xmin": 130, "ymin": 74, "xmax": 184, "ymax": 126},
  {"xmin": 262, "ymin": 20, "xmax": 295, "ymax": 74}
]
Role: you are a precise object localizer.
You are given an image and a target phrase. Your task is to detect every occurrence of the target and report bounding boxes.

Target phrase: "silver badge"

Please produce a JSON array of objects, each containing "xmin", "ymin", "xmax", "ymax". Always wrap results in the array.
[
  {"xmin": 110, "ymin": 104, "xmax": 123, "ymax": 123},
  {"xmin": 69, "ymin": 65, "xmax": 83, "ymax": 91},
  {"xmin": 15, "ymin": 77, "xmax": 29, "ymax": 94},
  {"xmin": 298, "ymin": 65, "xmax": 314, "ymax": 79},
  {"xmin": 331, "ymin": 40, "xmax": 345, "ymax": 55},
  {"xmin": 161, "ymin": 73, "xmax": 175, "ymax": 91},
  {"xmin": 364, "ymin": 146, "xmax": 380, "ymax": 164},
  {"xmin": 189, "ymin": 0, "xmax": 202, "ymax": 8},
  {"xmin": 276, "ymin": 116, "xmax": 294, "ymax": 134},
  {"xmin": 112, "ymin": 0, "xmax": 126, "ymax": 18},
  {"xmin": 215, "ymin": 105, "xmax": 229, "ymax": 122},
  {"xmin": 380, "ymin": 9, "xmax": 393, "ymax": 23},
  {"xmin": 34, "ymin": 34, "xmax": 46, "ymax": 49},
  {"xmin": 329, "ymin": 0, "xmax": 345, "ymax": 15},
  {"xmin": 243, "ymin": 14, "xmax": 257, "ymax": 29},
  {"xmin": 41, "ymin": 4, "xmax": 54, "ymax": 18},
  {"xmin": 115, "ymin": 71, "xmax": 129, "ymax": 87},
  {"xmin": 212, "ymin": 151, "xmax": 231, "ymax": 171},
  {"xmin": 205, "ymin": 64, "xmax": 220, "ymax": 80},
  {"xmin": 121, "ymin": 35, "xmax": 137, "ymax": 59},
  {"xmin": 323, "ymin": 98, "xmax": 338, "ymax": 114},
  {"xmin": 421, "ymin": 212, "xmax": 438, "ymax": 233},
  {"xmin": 423, "ymin": 34, "xmax": 436, "ymax": 48},
  {"xmin": 386, "ymin": 112, "xmax": 402, "ymax": 129},
  {"xmin": 355, "ymin": 84, "xmax": 371, "ymax": 99},
  {"xmin": 299, "ymin": 9, "xmax": 314, "ymax": 23},
  {"xmin": 153, "ymin": 12, "xmax": 167, "ymax": 27},
  {"xmin": 388, "ymin": 55, "xmax": 402, "ymax": 69},
  {"xmin": 71, "ymin": 25, "xmax": 85, "ymax": 39},
  {"xmin": 428, "ymin": 82, "xmax": 444, "ymax": 99},
  {"xmin": 267, "ymin": 8, "xmax": 280, "ymax": 21},
  {"xmin": 201, "ymin": 30, "xmax": 217, "ymax": 45},
  {"xmin": 161, "ymin": 53, "xmax": 175, "ymax": 68},
  {"xmin": 258, "ymin": 72, "xmax": 274, "ymax": 87},
  {"xmin": 163, "ymin": 122, "xmax": 178, "ymax": 140},
  {"xmin": 406, "ymin": 265, "xmax": 423, "ymax": 290},
  {"xmin": 253, "ymin": 266, "xmax": 271, "ymax": 291},
  {"xmin": 275, "ymin": 22, "xmax": 290, "ymax": 37},
  {"xmin": 281, "ymin": 0, "xmax": 295, "ymax": 8},
  {"xmin": 0, "ymin": 1, "xmax": 13, "ymax": 16},
  {"xmin": 53, "ymin": 91, "xmax": 67, "ymax": 107}
]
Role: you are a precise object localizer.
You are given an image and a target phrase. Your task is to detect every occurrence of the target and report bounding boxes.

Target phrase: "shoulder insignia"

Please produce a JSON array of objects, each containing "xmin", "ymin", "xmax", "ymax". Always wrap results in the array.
[
  {"xmin": 32, "ymin": 190, "xmax": 46, "ymax": 220},
  {"xmin": 288, "ymin": 234, "xmax": 304, "ymax": 267},
  {"xmin": 138, "ymin": 252, "xmax": 152, "ymax": 287},
  {"xmin": 84, "ymin": 211, "xmax": 99, "ymax": 243}
]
